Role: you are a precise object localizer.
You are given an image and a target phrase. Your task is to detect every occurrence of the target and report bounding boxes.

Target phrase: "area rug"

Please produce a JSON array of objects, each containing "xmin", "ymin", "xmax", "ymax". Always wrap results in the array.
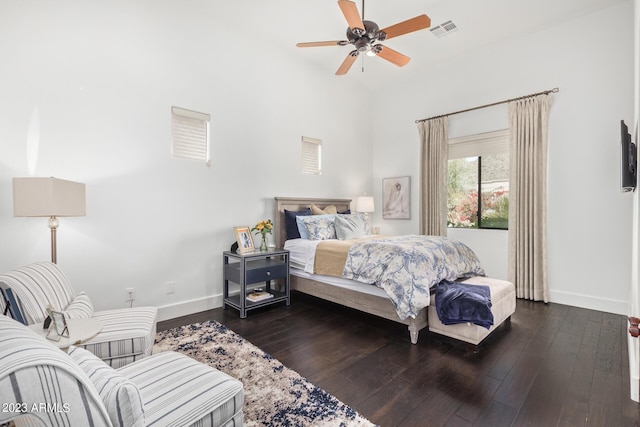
[{"xmin": 154, "ymin": 320, "xmax": 375, "ymax": 427}]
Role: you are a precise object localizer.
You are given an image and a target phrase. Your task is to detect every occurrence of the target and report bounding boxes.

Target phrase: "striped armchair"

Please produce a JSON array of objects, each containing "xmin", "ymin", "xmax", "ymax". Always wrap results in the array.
[
  {"xmin": 0, "ymin": 315, "xmax": 244, "ymax": 427},
  {"xmin": 0, "ymin": 262, "xmax": 157, "ymax": 368}
]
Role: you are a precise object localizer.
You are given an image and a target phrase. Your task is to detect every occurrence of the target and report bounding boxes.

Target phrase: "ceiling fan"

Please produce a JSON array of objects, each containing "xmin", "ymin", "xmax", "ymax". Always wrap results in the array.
[{"xmin": 296, "ymin": 0, "xmax": 431, "ymax": 75}]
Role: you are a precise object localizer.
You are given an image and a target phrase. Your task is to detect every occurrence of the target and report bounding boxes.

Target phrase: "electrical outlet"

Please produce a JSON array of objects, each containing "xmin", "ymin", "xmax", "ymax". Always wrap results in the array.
[
  {"xmin": 126, "ymin": 287, "xmax": 136, "ymax": 301},
  {"xmin": 166, "ymin": 281, "xmax": 175, "ymax": 295}
]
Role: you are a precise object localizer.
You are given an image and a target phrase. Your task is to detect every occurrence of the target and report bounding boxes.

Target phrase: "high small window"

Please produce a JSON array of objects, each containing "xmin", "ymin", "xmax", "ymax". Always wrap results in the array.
[
  {"xmin": 301, "ymin": 136, "xmax": 322, "ymax": 175},
  {"xmin": 171, "ymin": 106, "xmax": 210, "ymax": 165},
  {"xmin": 447, "ymin": 129, "xmax": 509, "ymax": 229}
]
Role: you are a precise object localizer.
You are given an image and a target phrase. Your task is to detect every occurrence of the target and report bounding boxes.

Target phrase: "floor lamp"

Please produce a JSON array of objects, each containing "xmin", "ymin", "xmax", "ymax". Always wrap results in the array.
[{"xmin": 13, "ymin": 177, "xmax": 86, "ymax": 264}]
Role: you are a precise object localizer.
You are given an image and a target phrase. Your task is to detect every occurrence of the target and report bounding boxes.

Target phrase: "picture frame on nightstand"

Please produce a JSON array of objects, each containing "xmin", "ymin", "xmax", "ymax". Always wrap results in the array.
[{"xmin": 234, "ymin": 226, "xmax": 255, "ymax": 254}]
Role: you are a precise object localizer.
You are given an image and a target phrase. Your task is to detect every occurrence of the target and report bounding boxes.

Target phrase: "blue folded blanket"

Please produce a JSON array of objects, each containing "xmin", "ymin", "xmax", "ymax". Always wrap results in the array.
[{"xmin": 435, "ymin": 280, "xmax": 494, "ymax": 329}]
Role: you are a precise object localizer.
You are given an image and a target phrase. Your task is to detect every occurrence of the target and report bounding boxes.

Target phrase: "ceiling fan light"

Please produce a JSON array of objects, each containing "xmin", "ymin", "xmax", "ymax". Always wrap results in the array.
[
  {"xmin": 355, "ymin": 38, "xmax": 370, "ymax": 52},
  {"xmin": 366, "ymin": 48, "xmax": 376, "ymax": 57}
]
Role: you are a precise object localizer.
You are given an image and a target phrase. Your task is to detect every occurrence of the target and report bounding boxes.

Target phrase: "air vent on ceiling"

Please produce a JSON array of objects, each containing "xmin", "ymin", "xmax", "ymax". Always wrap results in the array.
[{"xmin": 430, "ymin": 20, "xmax": 458, "ymax": 38}]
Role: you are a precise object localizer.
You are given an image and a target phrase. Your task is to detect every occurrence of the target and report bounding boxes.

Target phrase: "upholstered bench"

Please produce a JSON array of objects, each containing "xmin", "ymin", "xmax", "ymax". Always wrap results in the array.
[{"xmin": 428, "ymin": 276, "xmax": 516, "ymax": 345}]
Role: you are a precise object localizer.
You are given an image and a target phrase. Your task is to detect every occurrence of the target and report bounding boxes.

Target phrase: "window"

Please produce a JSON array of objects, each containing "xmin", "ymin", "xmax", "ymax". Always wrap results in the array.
[
  {"xmin": 301, "ymin": 136, "xmax": 322, "ymax": 175},
  {"xmin": 447, "ymin": 129, "xmax": 509, "ymax": 229},
  {"xmin": 171, "ymin": 106, "xmax": 210, "ymax": 165}
]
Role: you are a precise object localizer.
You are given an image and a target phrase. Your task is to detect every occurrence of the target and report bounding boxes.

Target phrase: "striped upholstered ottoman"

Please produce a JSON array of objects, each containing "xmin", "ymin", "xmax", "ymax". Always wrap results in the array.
[
  {"xmin": 114, "ymin": 351, "xmax": 244, "ymax": 426},
  {"xmin": 428, "ymin": 276, "xmax": 516, "ymax": 345}
]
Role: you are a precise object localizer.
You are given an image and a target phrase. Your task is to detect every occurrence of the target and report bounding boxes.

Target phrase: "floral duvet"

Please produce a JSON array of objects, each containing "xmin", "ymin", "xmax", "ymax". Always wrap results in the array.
[{"xmin": 341, "ymin": 235, "xmax": 485, "ymax": 320}]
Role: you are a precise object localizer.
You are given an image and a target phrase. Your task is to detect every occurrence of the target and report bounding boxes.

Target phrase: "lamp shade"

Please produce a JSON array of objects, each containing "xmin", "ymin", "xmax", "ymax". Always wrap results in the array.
[
  {"xmin": 13, "ymin": 177, "xmax": 86, "ymax": 217},
  {"xmin": 355, "ymin": 196, "xmax": 375, "ymax": 213}
]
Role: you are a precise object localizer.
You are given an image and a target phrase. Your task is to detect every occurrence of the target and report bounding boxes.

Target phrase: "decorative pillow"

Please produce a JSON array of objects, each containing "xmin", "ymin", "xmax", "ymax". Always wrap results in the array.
[
  {"xmin": 297, "ymin": 214, "xmax": 334, "ymax": 239},
  {"xmin": 338, "ymin": 209, "xmax": 351, "ymax": 214},
  {"xmin": 297, "ymin": 215, "xmax": 337, "ymax": 240},
  {"xmin": 0, "ymin": 287, "xmax": 27, "ymax": 325},
  {"xmin": 63, "ymin": 292, "xmax": 94, "ymax": 319},
  {"xmin": 68, "ymin": 346, "xmax": 145, "ymax": 427},
  {"xmin": 335, "ymin": 214, "xmax": 369, "ymax": 240},
  {"xmin": 284, "ymin": 208, "xmax": 311, "ymax": 240},
  {"xmin": 311, "ymin": 204, "xmax": 337, "ymax": 215}
]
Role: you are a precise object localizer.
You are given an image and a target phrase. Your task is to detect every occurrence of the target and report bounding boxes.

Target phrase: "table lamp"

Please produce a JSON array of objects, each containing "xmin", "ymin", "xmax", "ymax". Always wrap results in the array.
[{"xmin": 355, "ymin": 195, "xmax": 375, "ymax": 220}]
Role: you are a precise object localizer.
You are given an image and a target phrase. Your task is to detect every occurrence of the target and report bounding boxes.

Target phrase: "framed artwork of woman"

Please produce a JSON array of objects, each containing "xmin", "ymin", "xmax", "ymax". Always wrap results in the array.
[{"xmin": 382, "ymin": 176, "xmax": 410, "ymax": 219}]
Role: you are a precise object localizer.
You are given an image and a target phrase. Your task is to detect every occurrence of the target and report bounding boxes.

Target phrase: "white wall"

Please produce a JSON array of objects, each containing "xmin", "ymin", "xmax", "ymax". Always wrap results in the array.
[
  {"xmin": 370, "ymin": 1, "xmax": 635, "ymax": 315},
  {"xmin": 0, "ymin": 1, "xmax": 635, "ymax": 320},
  {"xmin": 0, "ymin": 1, "xmax": 374, "ymax": 320}
]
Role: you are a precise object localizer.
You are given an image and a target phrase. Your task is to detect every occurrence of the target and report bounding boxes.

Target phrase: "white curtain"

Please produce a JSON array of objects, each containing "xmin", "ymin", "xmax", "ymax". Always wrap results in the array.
[
  {"xmin": 417, "ymin": 117, "xmax": 448, "ymax": 236},
  {"xmin": 508, "ymin": 94, "xmax": 552, "ymax": 302}
]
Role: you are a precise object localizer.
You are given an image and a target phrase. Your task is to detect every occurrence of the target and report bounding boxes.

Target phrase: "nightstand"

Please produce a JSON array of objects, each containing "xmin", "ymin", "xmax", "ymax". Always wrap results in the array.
[{"xmin": 223, "ymin": 249, "xmax": 290, "ymax": 318}]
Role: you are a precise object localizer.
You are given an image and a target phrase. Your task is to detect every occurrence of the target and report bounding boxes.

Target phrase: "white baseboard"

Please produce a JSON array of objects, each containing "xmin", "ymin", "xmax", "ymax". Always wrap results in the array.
[
  {"xmin": 158, "ymin": 290, "xmax": 628, "ymax": 322},
  {"xmin": 157, "ymin": 294, "xmax": 224, "ymax": 322},
  {"xmin": 549, "ymin": 289, "xmax": 629, "ymax": 315}
]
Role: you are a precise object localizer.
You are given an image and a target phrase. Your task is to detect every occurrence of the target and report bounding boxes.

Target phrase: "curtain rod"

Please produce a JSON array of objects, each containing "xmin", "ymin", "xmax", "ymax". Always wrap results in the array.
[{"xmin": 414, "ymin": 87, "xmax": 559, "ymax": 124}]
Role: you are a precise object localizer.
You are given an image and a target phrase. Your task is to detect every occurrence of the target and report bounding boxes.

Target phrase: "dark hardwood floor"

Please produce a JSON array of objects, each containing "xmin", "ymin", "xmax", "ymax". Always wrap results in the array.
[{"xmin": 158, "ymin": 291, "xmax": 640, "ymax": 426}]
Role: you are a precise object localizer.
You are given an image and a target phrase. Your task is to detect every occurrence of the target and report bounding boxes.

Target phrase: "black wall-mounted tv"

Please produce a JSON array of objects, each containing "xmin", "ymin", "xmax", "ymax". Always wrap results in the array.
[{"xmin": 621, "ymin": 120, "xmax": 637, "ymax": 192}]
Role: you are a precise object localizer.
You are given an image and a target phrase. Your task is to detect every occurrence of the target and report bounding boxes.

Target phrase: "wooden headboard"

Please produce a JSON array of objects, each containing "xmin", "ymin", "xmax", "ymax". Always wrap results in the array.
[{"xmin": 274, "ymin": 197, "xmax": 352, "ymax": 248}]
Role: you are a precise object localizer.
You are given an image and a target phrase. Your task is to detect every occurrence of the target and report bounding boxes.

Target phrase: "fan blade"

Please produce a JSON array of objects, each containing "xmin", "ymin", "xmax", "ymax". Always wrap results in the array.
[
  {"xmin": 381, "ymin": 14, "xmax": 431, "ymax": 40},
  {"xmin": 336, "ymin": 51, "xmax": 359, "ymax": 75},
  {"xmin": 338, "ymin": 0, "xmax": 364, "ymax": 32},
  {"xmin": 296, "ymin": 40, "xmax": 348, "ymax": 48},
  {"xmin": 376, "ymin": 45, "xmax": 410, "ymax": 67}
]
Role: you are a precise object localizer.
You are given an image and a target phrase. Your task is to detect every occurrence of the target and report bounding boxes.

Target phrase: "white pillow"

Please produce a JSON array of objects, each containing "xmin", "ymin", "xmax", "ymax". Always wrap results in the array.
[
  {"xmin": 297, "ymin": 215, "xmax": 337, "ymax": 240},
  {"xmin": 63, "ymin": 292, "xmax": 94, "ymax": 319},
  {"xmin": 68, "ymin": 346, "xmax": 145, "ymax": 427},
  {"xmin": 335, "ymin": 214, "xmax": 369, "ymax": 240}
]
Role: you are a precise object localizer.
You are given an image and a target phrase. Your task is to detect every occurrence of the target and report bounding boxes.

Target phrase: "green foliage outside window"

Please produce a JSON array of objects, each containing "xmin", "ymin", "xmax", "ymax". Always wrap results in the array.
[{"xmin": 447, "ymin": 153, "xmax": 509, "ymax": 229}]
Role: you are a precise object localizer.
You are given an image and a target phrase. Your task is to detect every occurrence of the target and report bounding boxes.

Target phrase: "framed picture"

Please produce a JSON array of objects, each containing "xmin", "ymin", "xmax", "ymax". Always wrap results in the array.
[
  {"xmin": 234, "ymin": 226, "xmax": 255, "ymax": 254},
  {"xmin": 45, "ymin": 305, "xmax": 69, "ymax": 341},
  {"xmin": 383, "ymin": 176, "xmax": 411, "ymax": 219}
]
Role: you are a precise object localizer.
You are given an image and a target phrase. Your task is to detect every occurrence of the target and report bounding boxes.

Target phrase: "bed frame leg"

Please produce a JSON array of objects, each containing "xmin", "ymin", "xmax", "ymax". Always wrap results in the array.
[{"xmin": 408, "ymin": 319, "xmax": 418, "ymax": 344}]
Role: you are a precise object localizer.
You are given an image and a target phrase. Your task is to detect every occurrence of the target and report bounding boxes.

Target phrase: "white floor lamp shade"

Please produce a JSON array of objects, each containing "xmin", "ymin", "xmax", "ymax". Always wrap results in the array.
[{"xmin": 13, "ymin": 177, "xmax": 86, "ymax": 263}]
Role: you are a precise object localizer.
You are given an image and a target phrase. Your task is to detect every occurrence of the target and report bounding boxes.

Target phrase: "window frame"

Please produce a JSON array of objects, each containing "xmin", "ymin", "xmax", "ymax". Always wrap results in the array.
[{"xmin": 447, "ymin": 129, "xmax": 510, "ymax": 230}]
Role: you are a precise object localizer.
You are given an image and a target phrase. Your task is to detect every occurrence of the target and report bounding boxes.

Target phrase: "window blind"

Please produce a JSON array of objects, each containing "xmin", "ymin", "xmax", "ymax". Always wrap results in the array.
[
  {"xmin": 171, "ymin": 106, "xmax": 210, "ymax": 164},
  {"xmin": 301, "ymin": 136, "xmax": 322, "ymax": 175},
  {"xmin": 448, "ymin": 129, "xmax": 509, "ymax": 159}
]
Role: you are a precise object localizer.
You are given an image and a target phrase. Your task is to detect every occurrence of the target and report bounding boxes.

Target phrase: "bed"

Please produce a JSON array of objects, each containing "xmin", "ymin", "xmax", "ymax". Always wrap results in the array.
[{"xmin": 274, "ymin": 197, "xmax": 447, "ymax": 344}]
